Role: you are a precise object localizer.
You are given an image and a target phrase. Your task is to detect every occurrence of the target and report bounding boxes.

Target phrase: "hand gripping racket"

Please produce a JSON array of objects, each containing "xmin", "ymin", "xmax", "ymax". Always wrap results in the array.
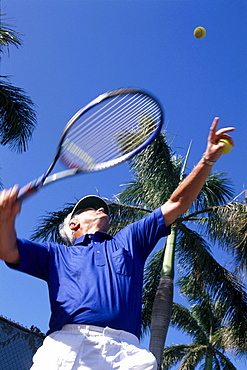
[{"xmin": 17, "ymin": 88, "xmax": 164, "ymax": 201}]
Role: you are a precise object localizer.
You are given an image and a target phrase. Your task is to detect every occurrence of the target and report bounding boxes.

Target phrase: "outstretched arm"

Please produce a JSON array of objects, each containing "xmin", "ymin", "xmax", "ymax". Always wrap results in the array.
[
  {"xmin": 162, "ymin": 117, "xmax": 235, "ymax": 226},
  {"xmin": 0, "ymin": 185, "xmax": 21, "ymax": 263}
]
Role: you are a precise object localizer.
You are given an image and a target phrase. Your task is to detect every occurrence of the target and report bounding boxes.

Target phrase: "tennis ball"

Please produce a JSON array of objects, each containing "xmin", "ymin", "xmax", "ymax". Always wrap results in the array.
[
  {"xmin": 219, "ymin": 139, "xmax": 233, "ymax": 154},
  {"xmin": 194, "ymin": 26, "xmax": 206, "ymax": 39}
]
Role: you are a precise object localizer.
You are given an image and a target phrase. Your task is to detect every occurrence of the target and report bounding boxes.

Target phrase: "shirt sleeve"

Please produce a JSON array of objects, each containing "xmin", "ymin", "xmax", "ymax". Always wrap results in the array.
[
  {"xmin": 118, "ymin": 207, "xmax": 171, "ymax": 260},
  {"xmin": 6, "ymin": 238, "xmax": 51, "ymax": 281}
]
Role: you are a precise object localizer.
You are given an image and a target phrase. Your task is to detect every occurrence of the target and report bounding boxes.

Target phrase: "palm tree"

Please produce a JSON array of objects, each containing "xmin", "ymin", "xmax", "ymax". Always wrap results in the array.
[
  {"xmin": 162, "ymin": 276, "xmax": 246, "ymax": 369},
  {"xmin": 30, "ymin": 132, "xmax": 247, "ymax": 368},
  {"xmin": 0, "ymin": 13, "xmax": 36, "ymax": 154}
]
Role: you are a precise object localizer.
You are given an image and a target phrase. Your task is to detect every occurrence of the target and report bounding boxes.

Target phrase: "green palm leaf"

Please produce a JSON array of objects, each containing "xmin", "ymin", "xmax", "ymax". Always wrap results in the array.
[
  {"xmin": 30, "ymin": 204, "xmax": 74, "ymax": 245},
  {"xmin": 0, "ymin": 14, "xmax": 22, "ymax": 52},
  {"xmin": 170, "ymin": 303, "xmax": 208, "ymax": 344},
  {"xmin": 164, "ymin": 292, "xmax": 241, "ymax": 369},
  {"xmin": 0, "ymin": 78, "xmax": 37, "ymax": 152},
  {"xmin": 0, "ymin": 15, "xmax": 36, "ymax": 153},
  {"xmin": 206, "ymin": 203, "xmax": 247, "ymax": 273},
  {"xmin": 191, "ymin": 172, "xmax": 234, "ymax": 212}
]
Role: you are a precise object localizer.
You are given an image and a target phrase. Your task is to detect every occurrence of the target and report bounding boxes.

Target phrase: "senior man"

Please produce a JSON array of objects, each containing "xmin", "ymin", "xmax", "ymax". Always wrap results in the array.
[{"xmin": 0, "ymin": 118, "xmax": 234, "ymax": 369}]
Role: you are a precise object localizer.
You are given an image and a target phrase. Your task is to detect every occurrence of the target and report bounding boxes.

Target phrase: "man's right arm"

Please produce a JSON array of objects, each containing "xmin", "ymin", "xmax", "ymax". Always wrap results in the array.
[{"xmin": 0, "ymin": 186, "xmax": 21, "ymax": 264}]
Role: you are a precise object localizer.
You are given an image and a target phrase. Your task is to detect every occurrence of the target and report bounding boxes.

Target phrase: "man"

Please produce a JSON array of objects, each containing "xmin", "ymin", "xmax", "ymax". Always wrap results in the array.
[{"xmin": 0, "ymin": 118, "xmax": 234, "ymax": 369}]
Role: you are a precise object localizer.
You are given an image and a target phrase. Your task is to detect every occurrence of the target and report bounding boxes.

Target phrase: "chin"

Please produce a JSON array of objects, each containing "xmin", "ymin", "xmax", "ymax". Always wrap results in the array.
[
  {"xmin": 101, "ymin": 222, "xmax": 110, "ymax": 233},
  {"xmin": 97, "ymin": 216, "xmax": 109, "ymax": 232}
]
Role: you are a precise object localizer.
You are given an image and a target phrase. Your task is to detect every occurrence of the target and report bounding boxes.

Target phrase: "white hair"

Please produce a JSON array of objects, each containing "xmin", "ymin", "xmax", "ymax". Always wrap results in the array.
[{"xmin": 59, "ymin": 212, "xmax": 76, "ymax": 245}]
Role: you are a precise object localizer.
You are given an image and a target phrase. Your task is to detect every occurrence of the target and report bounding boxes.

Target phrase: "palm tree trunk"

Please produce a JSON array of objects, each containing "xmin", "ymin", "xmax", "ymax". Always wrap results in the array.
[
  {"xmin": 205, "ymin": 355, "xmax": 213, "ymax": 370},
  {"xmin": 149, "ymin": 276, "xmax": 174, "ymax": 369},
  {"xmin": 149, "ymin": 226, "xmax": 176, "ymax": 369}
]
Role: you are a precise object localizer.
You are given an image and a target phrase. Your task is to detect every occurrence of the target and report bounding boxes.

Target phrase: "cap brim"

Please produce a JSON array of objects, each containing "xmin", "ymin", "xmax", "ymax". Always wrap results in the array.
[{"xmin": 71, "ymin": 195, "xmax": 109, "ymax": 218}]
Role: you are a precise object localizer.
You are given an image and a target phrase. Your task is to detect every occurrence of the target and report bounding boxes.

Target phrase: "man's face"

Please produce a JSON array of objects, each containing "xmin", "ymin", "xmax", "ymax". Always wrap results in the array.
[{"xmin": 73, "ymin": 206, "xmax": 110, "ymax": 233}]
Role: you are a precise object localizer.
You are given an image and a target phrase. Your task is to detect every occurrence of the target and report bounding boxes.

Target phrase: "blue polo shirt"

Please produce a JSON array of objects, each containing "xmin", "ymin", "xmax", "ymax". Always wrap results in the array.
[{"xmin": 8, "ymin": 207, "xmax": 170, "ymax": 339}]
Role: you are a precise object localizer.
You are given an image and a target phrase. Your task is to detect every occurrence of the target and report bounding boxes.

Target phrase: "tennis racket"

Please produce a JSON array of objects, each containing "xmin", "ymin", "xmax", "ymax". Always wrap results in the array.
[{"xmin": 17, "ymin": 88, "xmax": 164, "ymax": 201}]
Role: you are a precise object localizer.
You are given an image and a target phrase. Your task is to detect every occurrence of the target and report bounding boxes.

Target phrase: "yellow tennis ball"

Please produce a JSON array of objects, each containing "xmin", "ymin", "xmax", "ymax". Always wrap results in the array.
[
  {"xmin": 219, "ymin": 139, "xmax": 233, "ymax": 154},
  {"xmin": 194, "ymin": 26, "xmax": 206, "ymax": 39}
]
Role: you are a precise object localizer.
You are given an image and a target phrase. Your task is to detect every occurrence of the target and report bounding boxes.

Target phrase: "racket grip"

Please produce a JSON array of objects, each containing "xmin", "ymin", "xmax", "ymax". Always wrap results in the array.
[
  {"xmin": 17, "ymin": 184, "xmax": 39, "ymax": 202},
  {"xmin": 17, "ymin": 174, "xmax": 46, "ymax": 202}
]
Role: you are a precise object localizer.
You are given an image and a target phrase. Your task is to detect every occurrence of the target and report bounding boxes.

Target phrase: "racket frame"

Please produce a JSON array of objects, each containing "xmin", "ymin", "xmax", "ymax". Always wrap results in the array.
[{"xmin": 18, "ymin": 88, "xmax": 164, "ymax": 200}]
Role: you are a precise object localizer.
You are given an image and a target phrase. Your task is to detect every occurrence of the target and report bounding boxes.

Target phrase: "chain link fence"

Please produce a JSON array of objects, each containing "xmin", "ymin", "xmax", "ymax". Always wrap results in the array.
[{"xmin": 0, "ymin": 316, "xmax": 45, "ymax": 370}]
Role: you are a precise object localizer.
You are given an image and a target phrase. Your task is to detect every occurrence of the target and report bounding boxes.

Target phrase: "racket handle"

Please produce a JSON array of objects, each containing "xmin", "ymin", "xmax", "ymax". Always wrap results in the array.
[
  {"xmin": 17, "ymin": 174, "xmax": 46, "ymax": 202},
  {"xmin": 17, "ymin": 184, "xmax": 39, "ymax": 202}
]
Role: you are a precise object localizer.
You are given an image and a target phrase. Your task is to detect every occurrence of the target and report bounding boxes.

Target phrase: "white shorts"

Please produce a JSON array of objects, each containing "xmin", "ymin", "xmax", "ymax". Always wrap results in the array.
[{"xmin": 31, "ymin": 324, "xmax": 157, "ymax": 370}]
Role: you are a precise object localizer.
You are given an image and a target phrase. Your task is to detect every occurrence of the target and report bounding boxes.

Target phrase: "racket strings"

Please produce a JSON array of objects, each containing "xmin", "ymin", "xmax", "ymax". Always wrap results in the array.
[
  {"xmin": 70, "ymin": 112, "xmax": 159, "ymax": 167},
  {"xmin": 67, "ymin": 93, "xmax": 151, "ymax": 146},
  {"xmin": 77, "ymin": 100, "xmax": 159, "ymax": 161},
  {"xmin": 61, "ymin": 94, "xmax": 141, "ymax": 164},
  {"xmin": 87, "ymin": 107, "xmax": 161, "ymax": 163},
  {"xmin": 64, "ymin": 104, "xmax": 159, "ymax": 162},
  {"xmin": 63, "ymin": 99, "xmax": 160, "ymax": 167},
  {"xmin": 68, "ymin": 93, "xmax": 134, "ymax": 136},
  {"xmin": 60, "ymin": 92, "xmax": 161, "ymax": 170}
]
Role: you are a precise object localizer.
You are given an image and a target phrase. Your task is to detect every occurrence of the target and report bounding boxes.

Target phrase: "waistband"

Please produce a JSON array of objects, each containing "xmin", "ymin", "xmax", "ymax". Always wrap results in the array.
[{"xmin": 61, "ymin": 324, "xmax": 139, "ymax": 345}]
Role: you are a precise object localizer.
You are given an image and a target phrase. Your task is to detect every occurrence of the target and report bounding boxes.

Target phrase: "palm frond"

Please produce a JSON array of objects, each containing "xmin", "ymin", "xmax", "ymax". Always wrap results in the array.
[
  {"xmin": 206, "ymin": 203, "xmax": 247, "ymax": 273},
  {"xmin": 189, "ymin": 172, "xmax": 234, "ymax": 213},
  {"xmin": 108, "ymin": 201, "xmax": 150, "ymax": 235},
  {"xmin": 176, "ymin": 225, "xmax": 247, "ymax": 351},
  {"xmin": 215, "ymin": 325, "xmax": 247, "ymax": 356},
  {"xmin": 30, "ymin": 204, "xmax": 74, "ymax": 245},
  {"xmin": 177, "ymin": 344, "xmax": 206, "ymax": 370},
  {"xmin": 176, "ymin": 283, "xmax": 223, "ymax": 334},
  {"xmin": 164, "ymin": 290, "xmax": 244, "ymax": 369},
  {"xmin": 0, "ymin": 14, "xmax": 22, "ymax": 52},
  {"xmin": 163, "ymin": 343, "xmax": 207, "ymax": 370},
  {"xmin": 184, "ymin": 285, "xmax": 246, "ymax": 353},
  {"xmin": 118, "ymin": 180, "xmax": 150, "ymax": 208},
  {"xmin": 162, "ymin": 344, "xmax": 191, "ymax": 369},
  {"xmin": 121, "ymin": 133, "xmax": 181, "ymax": 208},
  {"xmin": 170, "ymin": 303, "xmax": 207, "ymax": 344},
  {"xmin": 213, "ymin": 348, "xmax": 238, "ymax": 370},
  {"xmin": 0, "ymin": 78, "xmax": 36, "ymax": 152}
]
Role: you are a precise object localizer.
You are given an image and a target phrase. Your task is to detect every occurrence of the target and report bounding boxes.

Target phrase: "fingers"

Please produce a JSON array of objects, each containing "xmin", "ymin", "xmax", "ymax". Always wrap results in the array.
[
  {"xmin": 215, "ymin": 128, "xmax": 235, "ymax": 146},
  {"xmin": 209, "ymin": 117, "xmax": 235, "ymax": 146},
  {"xmin": 0, "ymin": 185, "xmax": 18, "ymax": 202},
  {"xmin": 204, "ymin": 117, "xmax": 235, "ymax": 162},
  {"xmin": 209, "ymin": 117, "xmax": 220, "ymax": 135},
  {"xmin": 0, "ymin": 185, "xmax": 21, "ymax": 218}
]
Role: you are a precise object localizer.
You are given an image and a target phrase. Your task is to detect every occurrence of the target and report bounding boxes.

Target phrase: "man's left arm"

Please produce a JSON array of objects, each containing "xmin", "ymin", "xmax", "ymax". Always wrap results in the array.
[{"xmin": 162, "ymin": 117, "xmax": 235, "ymax": 227}]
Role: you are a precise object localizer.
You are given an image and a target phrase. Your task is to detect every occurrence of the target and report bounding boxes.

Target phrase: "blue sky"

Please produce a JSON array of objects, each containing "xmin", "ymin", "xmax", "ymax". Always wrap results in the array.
[{"xmin": 1, "ymin": 0, "xmax": 246, "ymax": 368}]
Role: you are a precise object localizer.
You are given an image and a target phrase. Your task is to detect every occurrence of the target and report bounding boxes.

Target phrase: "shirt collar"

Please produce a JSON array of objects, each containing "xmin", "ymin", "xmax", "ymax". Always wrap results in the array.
[{"xmin": 74, "ymin": 231, "xmax": 113, "ymax": 246}]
